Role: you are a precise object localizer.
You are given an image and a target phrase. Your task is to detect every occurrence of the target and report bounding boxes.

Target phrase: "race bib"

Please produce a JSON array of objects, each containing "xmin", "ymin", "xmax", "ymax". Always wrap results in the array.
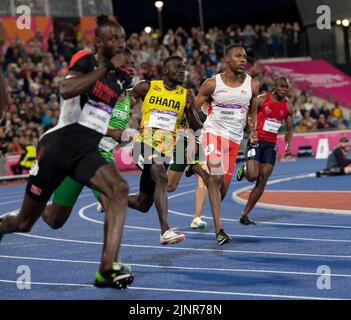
[
  {"xmin": 212, "ymin": 105, "xmax": 243, "ymax": 122},
  {"xmin": 263, "ymin": 118, "xmax": 282, "ymax": 134},
  {"xmin": 99, "ymin": 136, "xmax": 118, "ymax": 152},
  {"xmin": 78, "ymin": 99, "xmax": 112, "ymax": 134},
  {"xmin": 148, "ymin": 109, "xmax": 178, "ymax": 131}
]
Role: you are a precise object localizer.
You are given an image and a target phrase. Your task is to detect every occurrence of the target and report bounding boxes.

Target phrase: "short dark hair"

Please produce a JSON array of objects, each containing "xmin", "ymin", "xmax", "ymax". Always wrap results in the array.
[
  {"xmin": 274, "ymin": 76, "xmax": 290, "ymax": 85},
  {"xmin": 225, "ymin": 44, "xmax": 244, "ymax": 56},
  {"xmin": 163, "ymin": 55, "xmax": 184, "ymax": 68},
  {"xmin": 95, "ymin": 15, "xmax": 122, "ymax": 37}
]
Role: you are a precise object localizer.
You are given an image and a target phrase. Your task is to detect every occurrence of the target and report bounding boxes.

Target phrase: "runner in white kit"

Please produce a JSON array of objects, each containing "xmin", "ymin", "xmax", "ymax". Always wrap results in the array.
[{"xmin": 192, "ymin": 44, "xmax": 259, "ymax": 244}]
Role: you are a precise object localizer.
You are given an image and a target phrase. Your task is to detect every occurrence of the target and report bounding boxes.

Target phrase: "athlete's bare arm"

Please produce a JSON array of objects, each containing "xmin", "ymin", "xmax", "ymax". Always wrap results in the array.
[
  {"xmin": 284, "ymin": 101, "xmax": 294, "ymax": 155},
  {"xmin": 256, "ymin": 93, "xmax": 267, "ymax": 110},
  {"xmin": 0, "ymin": 70, "xmax": 8, "ymax": 119},
  {"xmin": 247, "ymin": 78, "xmax": 260, "ymax": 143},
  {"xmin": 194, "ymin": 78, "xmax": 216, "ymax": 111},
  {"xmin": 60, "ymin": 53, "xmax": 126, "ymax": 100},
  {"xmin": 185, "ymin": 90, "xmax": 203, "ymax": 131},
  {"xmin": 130, "ymin": 80, "xmax": 151, "ymax": 102}
]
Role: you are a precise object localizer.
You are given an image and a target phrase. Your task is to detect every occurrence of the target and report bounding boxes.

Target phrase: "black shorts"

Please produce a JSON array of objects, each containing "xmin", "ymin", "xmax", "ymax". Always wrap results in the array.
[
  {"xmin": 133, "ymin": 142, "xmax": 170, "ymax": 196},
  {"xmin": 26, "ymin": 124, "xmax": 108, "ymax": 202},
  {"xmin": 246, "ymin": 140, "xmax": 277, "ymax": 166}
]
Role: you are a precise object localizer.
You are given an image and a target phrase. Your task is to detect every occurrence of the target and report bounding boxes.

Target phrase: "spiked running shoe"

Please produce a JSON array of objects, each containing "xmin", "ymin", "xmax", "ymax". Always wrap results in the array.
[
  {"xmin": 239, "ymin": 215, "xmax": 256, "ymax": 225},
  {"xmin": 94, "ymin": 265, "xmax": 134, "ymax": 289},
  {"xmin": 236, "ymin": 163, "xmax": 246, "ymax": 182},
  {"xmin": 160, "ymin": 229, "xmax": 185, "ymax": 245},
  {"xmin": 216, "ymin": 229, "xmax": 232, "ymax": 245},
  {"xmin": 190, "ymin": 216, "xmax": 208, "ymax": 229}
]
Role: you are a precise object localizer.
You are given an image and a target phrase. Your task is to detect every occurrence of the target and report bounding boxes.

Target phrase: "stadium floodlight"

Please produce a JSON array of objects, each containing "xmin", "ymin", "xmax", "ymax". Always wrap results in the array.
[
  {"xmin": 144, "ymin": 26, "xmax": 152, "ymax": 34},
  {"xmin": 155, "ymin": 1, "xmax": 164, "ymax": 10},
  {"xmin": 336, "ymin": 19, "xmax": 342, "ymax": 26},
  {"xmin": 154, "ymin": 1, "xmax": 164, "ymax": 36},
  {"xmin": 342, "ymin": 19, "xmax": 350, "ymax": 27}
]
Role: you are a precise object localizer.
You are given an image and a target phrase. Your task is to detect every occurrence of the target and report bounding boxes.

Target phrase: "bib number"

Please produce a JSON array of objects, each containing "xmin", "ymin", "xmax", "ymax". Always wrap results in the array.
[
  {"xmin": 78, "ymin": 99, "xmax": 112, "ymax": 134},
  {"xmin": 148, "ymin": 109, "xmax": 177, "ymax": 131},
  {"xmin": 212, "ymin": 105, "xmax": 243, "ymax": 121},
  {"xmin": 263, "ymin": 118, "xmax": 281, "ymax": 134},
  {"xmin": 99, "ymin": 136, "xmax": 118, "ymax": 152}
]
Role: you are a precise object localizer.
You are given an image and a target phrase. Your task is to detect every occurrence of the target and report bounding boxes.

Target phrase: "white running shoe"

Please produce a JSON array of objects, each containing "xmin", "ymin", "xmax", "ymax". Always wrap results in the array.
[
  {"xmin": 190, "ymin": 216, "xmax": 208, "ymax": 229},
  {"xmin": 96, "ymin": 202, "xmax": 104, "ymax": 213},
  {"xmin": 160, "ymin": 229, "xmax": 185, "ymax": 245}
]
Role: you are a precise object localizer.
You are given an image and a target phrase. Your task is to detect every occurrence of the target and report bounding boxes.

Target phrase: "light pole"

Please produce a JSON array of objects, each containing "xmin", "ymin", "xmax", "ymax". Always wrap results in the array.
[
  {"xmin": 342, "ymin": 19, "xmax": 350, "ymax": 63},
  {"xmin": 198, "ymin": 0, "xmax": 204, "ymax": 32},
  {"xmin": 155, "ymin": 1, "xmax": 164, "ymax": 37}
]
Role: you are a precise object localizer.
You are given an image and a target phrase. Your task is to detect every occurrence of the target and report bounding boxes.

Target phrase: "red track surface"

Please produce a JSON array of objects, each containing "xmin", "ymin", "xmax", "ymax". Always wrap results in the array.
[{"xmin": 238, "ymin": 191, "xmax": 351, "ymax": 210}]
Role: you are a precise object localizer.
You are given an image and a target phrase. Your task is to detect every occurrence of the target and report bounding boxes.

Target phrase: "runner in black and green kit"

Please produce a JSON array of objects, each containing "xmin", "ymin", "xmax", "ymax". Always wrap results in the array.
[{"xmin": 41, "ymin": 49, "xmax": 135, "ymax": 268}]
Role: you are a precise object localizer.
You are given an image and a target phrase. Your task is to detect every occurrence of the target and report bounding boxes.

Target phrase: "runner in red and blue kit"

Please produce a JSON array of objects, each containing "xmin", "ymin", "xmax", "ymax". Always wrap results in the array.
[{"xmin": 236, "ymin": 76, "xmax": 294, "ymax": 225}]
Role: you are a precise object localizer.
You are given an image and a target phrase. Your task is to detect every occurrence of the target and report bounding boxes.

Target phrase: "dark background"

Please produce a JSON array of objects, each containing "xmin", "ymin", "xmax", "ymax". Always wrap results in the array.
[{"xmin": 113, "ymin": 0, "xmax": 301, "ymax": 34}]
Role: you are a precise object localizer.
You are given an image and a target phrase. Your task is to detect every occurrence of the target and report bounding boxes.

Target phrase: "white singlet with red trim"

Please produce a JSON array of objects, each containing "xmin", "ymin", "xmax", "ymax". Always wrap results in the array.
[{"xmin": 203, "ymin": 73, "xmax": 252, "ymax": 144}]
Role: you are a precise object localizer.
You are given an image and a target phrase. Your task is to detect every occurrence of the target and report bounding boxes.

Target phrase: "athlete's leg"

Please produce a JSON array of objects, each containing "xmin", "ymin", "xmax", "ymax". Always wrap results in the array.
[
  {"xmin": 42, "ymin": 177, "xmax": 83, "ymax": 229},
  {"xmin": 194, "ymin": 171, "xmax": 207, "ymax": 217},
  {"xmin": 150, "ymin": 163, "xmax": 169, "ymax": 234},
  {"xmin": 89, "ymin": 163, "xmax": 129, "ymax": 273},
  {"xmin": 128, "ymin": 166, "xmax": 155, "ymax": 213},
  {"xmin": 167, "ymin": 169, "xmax": 183, "ymax": 193},
  {"xmin": 0, "ymin": 195, "xmax": 46, "ymax": 236},
  {"xmin": 245, "ymin": 160, "xmax": 260, "ymax": 182},
  {"xmin": 240, "ymin": 163, "xmax": 274, "ymax": 222}
]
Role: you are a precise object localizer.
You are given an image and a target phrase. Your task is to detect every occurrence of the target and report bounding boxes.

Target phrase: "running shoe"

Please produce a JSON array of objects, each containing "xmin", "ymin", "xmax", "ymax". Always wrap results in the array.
[
  {"xmin": 185, "ymin": 164, "xmax": 195, "ymax": 178},
  {"xmin": 160, "ymin": 229, "xmax": 185, "ymax": 245},
  {"xmin": 216, "ymin": 229, "xmax": 232, "ymax": 245},
  {"xmin": 94, "ymin": 264, "xmax": 134, "ymax": 289},
  {"xmin": 190, "ymin": 216, "xmax": 208, "ymax": 229},
  {"xmin": 236, "ymin": 163, "xmax": 246, "ymax": 182},
  {"xmin": 239, "ymin": 215, "xmax": 256, "ymax": 225},
  {"xmin": 113, "ymin": 262, "xmax": 132, "ymax": 274},
  {"xmin": 96, "ymin": 202, "xmax": 104, "ymax": 213}
]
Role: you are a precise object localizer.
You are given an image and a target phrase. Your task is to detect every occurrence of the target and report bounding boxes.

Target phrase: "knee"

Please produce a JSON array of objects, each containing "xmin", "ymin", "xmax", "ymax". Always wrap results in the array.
[
  {"xmin": 111, "ymin": 179, "xmax": 129, "ymax": 198},
  {"xmin": 47, "ymin": 218, "xmax": 64, "ymax": 230},
  {"xmin": 17, "ymin": 221, "xmax": 32, "ymax": 233},
  {"xmin": 167, "ymin": 183, "xmax": 177, "ymax": 193},
  {"xmin": 209, "ymin": 174, "xmax": 222, "ymax": 186},
  {"xmin": 246, "ymin": 174, "xmax": 258, "ymax": 183}
]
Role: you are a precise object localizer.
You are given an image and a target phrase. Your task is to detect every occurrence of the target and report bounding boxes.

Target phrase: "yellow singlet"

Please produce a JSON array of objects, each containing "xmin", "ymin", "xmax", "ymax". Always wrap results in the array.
[{"xmin": 135, "ymin": 80, "xmax": 187, "ymax": 157}]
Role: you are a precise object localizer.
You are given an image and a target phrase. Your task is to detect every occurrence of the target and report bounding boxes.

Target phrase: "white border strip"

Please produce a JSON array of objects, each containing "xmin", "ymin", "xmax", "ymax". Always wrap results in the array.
[
  {"xmin": 232, "ymin": 173, "xmax": 351, "ymax": 215},
  {"xmin": 2, "ymin": 254, "xmax": 351, "ymax": 278},
  {"xmin": 0, "ymin": 279, "xmax": 345, "ymax": 300}
]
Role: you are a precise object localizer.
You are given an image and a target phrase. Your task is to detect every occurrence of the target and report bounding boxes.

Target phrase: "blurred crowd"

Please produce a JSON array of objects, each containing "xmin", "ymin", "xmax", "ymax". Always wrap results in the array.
[{"xmin": 0, "ymin": 22, "xmax": 348, "ymax": 158}]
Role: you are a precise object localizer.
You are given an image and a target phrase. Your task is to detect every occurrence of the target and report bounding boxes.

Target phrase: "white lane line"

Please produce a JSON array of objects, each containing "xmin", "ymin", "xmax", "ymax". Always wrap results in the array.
[
  {"xmin": 232, "ymin": 173, "xmax": 351, "ymax": 215},
  {"xmin": 0, "ymin": 279, "xmax": 345, "ymax": 300},
  {"xmin": 2, "ymin": 254, "xmax": 351, "ymax": 278},
  {"xmin": 15, "ymin": 233, "xmax": 351, "ymax": 260},
  {"xmin": 168, "ymin": 209, "xmax": 351, "ymax": 230},
  {"xmin": 79, "ymin": 202, "xmax": 351, "ymax": 244}
]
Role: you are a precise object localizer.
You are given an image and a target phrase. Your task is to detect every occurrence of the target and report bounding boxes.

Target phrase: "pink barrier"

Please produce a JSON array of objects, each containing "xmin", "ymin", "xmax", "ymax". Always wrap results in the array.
[
  {"xmin": 5, "ymin": 154, "xmax": 29, "ymax": 175},
  {"xmin": 114, "ymin": 145, "xmax": 137, "ymax": 171},
  {"xmin": 276, "ymin": 129, "xmax": 351, "ymax": 156},
  {"xmin": 262, "ymin": 60, "xmax": 351, "ymax": 109}
]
